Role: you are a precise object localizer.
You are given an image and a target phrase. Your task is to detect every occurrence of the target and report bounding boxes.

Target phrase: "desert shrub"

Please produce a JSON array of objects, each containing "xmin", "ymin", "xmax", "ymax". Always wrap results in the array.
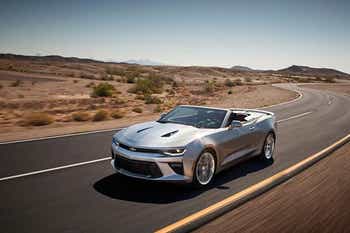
[
  {"xmin": 20, "ymin": 112, "xmax": 54, "ymax": 126},
  {"xmin": 132, "ymin": 107, "xmax": 143, "ymax": 113},
  {"xmin": 128, "ymin": 75, "xmax": 164, "ymax": 94},
  {"xmin": 101, "ymin": 74, "xmax": 114, "ymax": 81},
  {"xmin": 228, "ymin": 89, "xmax": 233, "ymax": 94},
  {"xmin": 106, "ymin": 67, "xmax": 125, "ymax": 76},
  {"xmin": 245, "ymin": 77, "xmax": 252, "ymax": 82},
  {"xmin": 0, "ymin": 84, "xmax": 3, "ymax": 89},
  {"xmin": 93, "ymin": 110, "xmax": 109, "ymax": 121},
  {"xmin": 224, "ymin": 79, "xmax": 235, "ymax": 87},
  {"xmin": 86, "ymin": 82, "xmax": 95, "ymax": 88},
  {"xmin": 324, "ymin": 77, "xmax": 336, "ymax": 83},
  {"xmin": 111, "ymin": 110, "xmax": 125, "ymax": 119},
  {"xmin": 31, "ymin": 81, "xmax": 37, "ymax": 85},
  {"xmin": 144, "ymin": 95, "xmax": 162, "ymax": 104},
  {"xmin": 80, "ymin": 73, "xmax": 95, "ymax": 79},
  {"xmin": 72, "ymin": 112, "xmax": 90, "ymax": 121},
  {"xmin": 11, "ymin": 80, "xmax": 21, "ymax": 87},
  {"xmin": 91, "ymin": 82, "xmax": 115, "ymax": 97},
  {"xmin": 154, "ymin": 104, "xmax": 162, "ymax": 113},
  {"xmin": 73, "ymin": 79, "xmax": 79, "ymax": 83},
  {"xmin": 126, "ymin": 75, "xmax": 136, "ymax": 83},
  {"xmin": 233, "ymin": 79, "xmax": 243, "ymax": 86},
  {"xmin": 204, "ymin": 80, "xmax": 216, "ymax": 93}
]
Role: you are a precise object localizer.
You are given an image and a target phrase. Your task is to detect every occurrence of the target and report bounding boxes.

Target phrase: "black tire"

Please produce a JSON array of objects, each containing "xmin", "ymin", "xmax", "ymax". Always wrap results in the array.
[{"xmin": 192, "ymin": 151, "xmax": 216, "ymax": 188}]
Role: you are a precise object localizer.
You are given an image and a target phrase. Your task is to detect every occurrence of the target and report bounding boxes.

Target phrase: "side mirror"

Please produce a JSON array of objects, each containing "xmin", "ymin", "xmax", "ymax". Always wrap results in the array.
[
  {"xmin": 160, "ymin": 113, "xmax": 166, "ymax": 119},
  {"xmin": 229, "ymin": 120, "xmax": 243, "ymax": 129}
]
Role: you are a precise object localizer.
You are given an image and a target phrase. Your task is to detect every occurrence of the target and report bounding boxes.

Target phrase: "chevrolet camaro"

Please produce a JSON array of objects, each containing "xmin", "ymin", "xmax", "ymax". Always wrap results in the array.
[{"xmin": 111, "ymin": 105, "xmax": 276, "ymax": 187}]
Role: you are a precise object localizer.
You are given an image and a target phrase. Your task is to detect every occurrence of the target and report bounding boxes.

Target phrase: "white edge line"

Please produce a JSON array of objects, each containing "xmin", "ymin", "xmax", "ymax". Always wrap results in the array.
[
  {"xmin": 0, "ymin": 128, "xmax": 123, "ymax": 145},
  {"xmin": 0, "ymin": 86, "xmax": 303, "ymax": 145},
  {"xmin": 260, "ymin": 88, "xmax": 303, "ymax": 109},
  {"xmin": 0, "ymin": 111, "xmax": 313, "ymax": 182},
  {"xmin": 277, "ymin": 111, "xmax": 312, "ymax": 123},
  {"xmin": 0, "ymin": 157, "xmax": 110, "ymax": 182}
]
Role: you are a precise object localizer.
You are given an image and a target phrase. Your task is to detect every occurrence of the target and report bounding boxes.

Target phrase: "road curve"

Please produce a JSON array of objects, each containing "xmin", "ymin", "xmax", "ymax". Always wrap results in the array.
[{"xmin": 0, "ymin": 84, "xmax": 349, "ymax": 233}]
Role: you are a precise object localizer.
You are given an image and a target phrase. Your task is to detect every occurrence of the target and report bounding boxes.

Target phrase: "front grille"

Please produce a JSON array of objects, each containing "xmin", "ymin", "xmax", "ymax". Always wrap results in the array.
[
  {"xmin": 115, "ymin": 156, "xmax": 162, "ymax": 178},
  {"xmin": 118, "ymin": 143, "xmax": 160, "ymax": 154}
]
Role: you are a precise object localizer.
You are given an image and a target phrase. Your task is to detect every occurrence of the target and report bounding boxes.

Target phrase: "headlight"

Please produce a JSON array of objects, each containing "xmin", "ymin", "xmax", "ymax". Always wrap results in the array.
[
  {"xmin": 162, "ymin": 148, "xmax": 186, "ymax": 156},
  {"xmin": 112, "ymin": 137, "xmax": 119, "ymax": 146}
]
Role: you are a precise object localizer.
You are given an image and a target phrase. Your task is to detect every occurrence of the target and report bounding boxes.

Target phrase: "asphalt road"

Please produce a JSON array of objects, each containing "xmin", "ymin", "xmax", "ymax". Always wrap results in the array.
[{"xmin": 0, "ymin": 84, "xmax": 349, "ymax": 233}]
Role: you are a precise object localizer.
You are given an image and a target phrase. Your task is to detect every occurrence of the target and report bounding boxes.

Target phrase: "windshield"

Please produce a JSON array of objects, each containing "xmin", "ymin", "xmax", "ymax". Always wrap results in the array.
[{"xmin": 158, "ymin": 106, "xmax": 227, "ymax": 129}]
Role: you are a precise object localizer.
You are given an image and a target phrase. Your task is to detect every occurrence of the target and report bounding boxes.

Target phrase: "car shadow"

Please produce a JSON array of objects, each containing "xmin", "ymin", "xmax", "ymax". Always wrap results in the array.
[{"xmin": 93, "ymin": 157, "xmax": 273, "ymax": 204}]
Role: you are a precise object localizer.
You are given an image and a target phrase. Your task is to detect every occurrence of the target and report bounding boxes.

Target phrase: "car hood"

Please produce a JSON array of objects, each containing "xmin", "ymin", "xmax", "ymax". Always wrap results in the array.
[{"xmin": 115, "ymin": 121, "xmax": 213, "ymax": 148}]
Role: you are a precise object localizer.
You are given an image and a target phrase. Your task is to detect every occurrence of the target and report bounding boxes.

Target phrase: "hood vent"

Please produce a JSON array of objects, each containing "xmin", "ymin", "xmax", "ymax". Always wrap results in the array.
[
  {"xmin": 137, "ymin": 127, "xmax": 153, "ymax": 133},
  {"xmin": 161, "ymin": 130, "xmax": 179, "ymax": 137}
]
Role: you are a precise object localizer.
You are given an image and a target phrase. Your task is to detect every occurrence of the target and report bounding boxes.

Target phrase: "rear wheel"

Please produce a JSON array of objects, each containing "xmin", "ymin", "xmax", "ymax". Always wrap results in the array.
[
  {"xmin": 193, "ymin": 151, "xmax": 216, "ymax": 187},
  {"xmin": 260, "ymin": 133, "xmax": 275, "ymax": 161}
]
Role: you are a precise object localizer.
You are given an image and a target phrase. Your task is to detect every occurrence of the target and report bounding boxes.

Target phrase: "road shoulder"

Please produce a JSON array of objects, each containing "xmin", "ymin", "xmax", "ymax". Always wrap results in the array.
[{"xmin": 194, "ymin": 142, "xmax": 350, "ymax": 233}]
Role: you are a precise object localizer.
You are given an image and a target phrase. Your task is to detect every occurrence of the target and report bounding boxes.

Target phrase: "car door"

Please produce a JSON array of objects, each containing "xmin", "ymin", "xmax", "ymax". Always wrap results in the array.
[{"xmin": 216, "ymin": 119, "xmax": 257, "ymax": 166}]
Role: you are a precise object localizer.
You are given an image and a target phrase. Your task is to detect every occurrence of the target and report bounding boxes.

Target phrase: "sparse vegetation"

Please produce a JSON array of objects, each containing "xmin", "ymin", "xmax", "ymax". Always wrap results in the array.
[
  {"xmin": 204, "ymin": 80, "xmax": 216, "ymax": 93},
  {"xmin": 73, "ymin": 79, "xmax": 79, "ymax": 83},
  {"xmin": 132, "ymin": 107, "xmax": 143, "ymax": 113},
  {"xmin": 324, "ymin": 77, "xmax": 336, "ymax": 83},
  {"xmin": 154, "ymin": 104, "xmax": 162, "ymax": 113},
  {"xmin": 72, "ymin": 112, "xmax": 90, "ymax": 121},
  {"xmin": 93, "ymin": 110, "xmax": 109, "ymax": 121},
  {"xmin": 144, "ymin": 94, "xmax": 162, "ymax": 104},
  {"xmin": 224, "ymin": 79, "xmax": 235, "ymax": 87},
  {"xmin": 0, "ymin": 84, "xmax": 3, "ymax": 89},
  {"xmin": 20, "ymin": 112, "xmax": 54, "ymax": 126},
  {"xmin": 228, "ymin": 89, "xmax": 233, "ymax": 94},
  {"xmin": 245, "ymin": 77, "xmax": 252, "ymax": 82},
  {"xmin": 85, "ymin": 82, "xmax": 95, "ymax": 88},
  {"xmin": 111, "ymin": 110, "xmax": 125, "ymax": 119},
  {"xmin": 91, "ymin": 82, "xmax": 115, "ymax": 97},
  {"xmin": 11, "ymin": 80, "xmax": 21, "ymax": 87},
  {"xmin": 128, "ymin": 74, "xmax": 164, "ymax": 94}
]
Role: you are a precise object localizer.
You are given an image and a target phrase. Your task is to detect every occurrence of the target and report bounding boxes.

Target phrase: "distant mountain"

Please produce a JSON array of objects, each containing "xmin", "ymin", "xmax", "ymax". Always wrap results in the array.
[
  {"xmin": 123, "ymin": 59, "xmax": 165, "ymax": 66},
  {"xmin": 278, "ymin": 65, "xmax": 350, "ymax": 79},
  {"xmin": 0, "ymin": 53, "xmax": 102, "ymax": 64},
  {"xmin": 231, "ymin": 65, "xmax": 254, "ymax": 71}
]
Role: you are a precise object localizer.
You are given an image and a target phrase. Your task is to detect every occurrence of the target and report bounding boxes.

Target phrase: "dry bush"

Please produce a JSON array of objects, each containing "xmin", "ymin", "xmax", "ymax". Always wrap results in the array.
[
  {"xmin": 245, "ymin": 77, "xmax": 252, "ymax": 82},
  {"xmin": 132, "ymin": 107, "xmax": 143, "ymax": 113},
  {"xmin": 91, "ymin": 82, "xmax": 115, "ymax": 97},
  {"xmin": 144, "ymin": 95, "xmax": 162, "ymax": 104},
  {"xmin": 228, "ymin": 89, "xmax": 233, "ymax": 94},
  {"xmin": 11, "ymin": 80, "xmax": 21, "ymax": 87},
  {"xmin": 19, "ymin": 112, "xmax": 54, "ymax": 126},
  {"xmin": 128, "ymin": 74, "xmax": 167, "ymax": 94},
  {"xmin": 85, "ymin": 82, "xmax": 95, "ymax": 88},
  {"xmin": 154, "ymin": 104, "xmax": 162, "ymax": 113},
  {"xmin": 0, "ymin": 84, "xmax": 3, "ymax": 89},
  {"xmin": 72, "ymin": 112, "xmax": 90, "ymax": 121},
  {"xmin": 93, "ymin": 110, "xmax": 109, "ymax": 121},
  {"xmin": 111, "ymin": 110, "xmax": 125, "ymax": 119},
  {"xmin": 324, "ymin": 77, "xmax": 336, "ymax": 83}
]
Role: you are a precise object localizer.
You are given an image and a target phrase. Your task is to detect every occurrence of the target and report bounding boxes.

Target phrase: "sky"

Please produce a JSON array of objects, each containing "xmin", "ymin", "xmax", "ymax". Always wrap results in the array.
[{"xmin": 0, "ymin": 0, "xmax": 349, "ymax": 72}]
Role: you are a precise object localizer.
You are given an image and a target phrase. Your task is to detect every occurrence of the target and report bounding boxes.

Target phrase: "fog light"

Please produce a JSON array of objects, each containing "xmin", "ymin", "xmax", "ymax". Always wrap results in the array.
[{"xmin": 169, "ymin": 162, "xmax": 184, "ymax": 175}]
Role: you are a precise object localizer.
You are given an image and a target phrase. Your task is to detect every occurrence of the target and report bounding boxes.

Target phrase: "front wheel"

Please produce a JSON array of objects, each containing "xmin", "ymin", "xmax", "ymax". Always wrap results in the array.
[
  {"xmin": 193, "ymin": 151, "xmax": 216, "ymax": 187},
  {"xmin": 260, "ymin": 133, "xmax": 275, "ymax": 161}
]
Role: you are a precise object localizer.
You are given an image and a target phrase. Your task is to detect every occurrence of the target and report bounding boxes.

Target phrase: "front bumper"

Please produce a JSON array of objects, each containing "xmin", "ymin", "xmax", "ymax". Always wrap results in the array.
[{"xmin": 111, "ymin": 142, "xmax": 193, "ymax": 183}]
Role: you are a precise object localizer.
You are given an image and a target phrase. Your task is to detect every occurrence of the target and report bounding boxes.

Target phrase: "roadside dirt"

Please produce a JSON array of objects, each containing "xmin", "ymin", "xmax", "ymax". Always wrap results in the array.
[
  {"xmin": 194, "ymin": 142, "xmax": 350, "ymax": 233},
  {"xmin": 0, "ymin": 70, "xmax": 297, "ymax": 142}
]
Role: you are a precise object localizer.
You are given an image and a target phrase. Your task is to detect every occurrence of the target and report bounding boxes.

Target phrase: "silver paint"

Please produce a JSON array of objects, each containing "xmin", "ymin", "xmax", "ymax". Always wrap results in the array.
[{"xmin": 111, "ymin": 105, "xmax": 276, "ymax": 183}]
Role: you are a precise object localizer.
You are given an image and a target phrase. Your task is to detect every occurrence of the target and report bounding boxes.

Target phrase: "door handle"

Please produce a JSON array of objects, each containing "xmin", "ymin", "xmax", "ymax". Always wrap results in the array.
[{"xmin": 249, "ymin": 126, "xmax": 255, "ymax": 130}]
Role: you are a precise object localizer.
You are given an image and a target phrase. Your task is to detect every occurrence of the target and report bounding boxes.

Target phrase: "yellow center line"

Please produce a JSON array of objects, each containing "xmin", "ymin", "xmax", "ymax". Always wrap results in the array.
[{"xmin": 155, "ymin": 134, "xmax": 350, "ymax": 233}]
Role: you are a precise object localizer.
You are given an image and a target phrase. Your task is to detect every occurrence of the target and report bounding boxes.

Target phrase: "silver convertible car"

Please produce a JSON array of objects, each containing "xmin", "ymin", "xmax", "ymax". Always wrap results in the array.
[{"xmin": 111, "ymin": 105, "xmax": 276, "ymax": 187}]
